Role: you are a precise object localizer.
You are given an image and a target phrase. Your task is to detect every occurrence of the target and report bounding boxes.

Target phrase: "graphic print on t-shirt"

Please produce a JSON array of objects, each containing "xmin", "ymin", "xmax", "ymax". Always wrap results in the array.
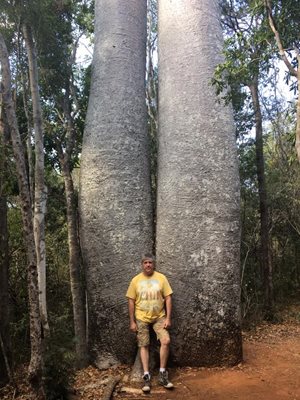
[{"xmin": 137, "ymin": 279, "xmax": 163, "ymax": 314}]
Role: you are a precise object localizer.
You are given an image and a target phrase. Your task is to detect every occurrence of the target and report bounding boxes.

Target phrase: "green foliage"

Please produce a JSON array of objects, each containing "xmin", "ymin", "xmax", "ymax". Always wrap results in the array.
[
  {"xmin": 43, "ymin": 323, "xmax": 75, "ymax": 400},
  {"xmin": 74, "ymin": 0, "xmax": 94, "ymax": 38},
  {"xmin": 7, "ymin": 206, "xmax": 30, "ymax": 364},
  {"xmin": 212, "ymin": 1, "xmax": 274, "ymax": 139},
  {"xmin": 215, "ymin": 0, "xmax": 300, "ymax": 322},
  {"xmin": 6, "ymin": 168, "xmax": 74, "ymax": 368},
  {"xmin": 1, "ymin": 1, "xmax": 92, "ymax": 382},
  {"xmin": 239, "ymin": 107, "xmax": 300, "ymax": 322},
  {"xmin": 264, "ymin": 117, "xmax": 300, "ymax": 300}
]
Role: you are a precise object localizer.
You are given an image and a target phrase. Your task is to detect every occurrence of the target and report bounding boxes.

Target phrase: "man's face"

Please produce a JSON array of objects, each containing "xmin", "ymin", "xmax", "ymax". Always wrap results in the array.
[{"xmin": 142, "ymin": 258, "xmax": 154, "ymax": 276}]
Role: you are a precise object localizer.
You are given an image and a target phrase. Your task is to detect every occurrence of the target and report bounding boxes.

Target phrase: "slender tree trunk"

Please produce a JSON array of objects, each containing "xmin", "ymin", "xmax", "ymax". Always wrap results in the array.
[
  {"xmin": 156, "ymin": 0, "xmax": 242, "ymax": 366},
  {"xmin": 0, "ymin": 32, "xmax": 43, "ymax": 391},
  {"xmin": 0, "ymin": 189, "xmax": 9, "ymax": 387},
  {"xmin": 265, "ymin": 0, "xmax": 300, "ymax": 162},
  {"xmin": 52, "ymin": 35, "xmax": 87, "ymax": 367},
  {"xmin": 61, "ymin": 158, "xmax": 87, "ymax": 367},
  {"xmin": 21, "ymin": 74, "xmax": 35, "ymax": 204},
  {"xmin": 249, "ymin": 79, "xmax": 274, "ymax": 315},
  {"xmin": 79, "ymin": 0, "xmax": 153, "ymax": 367},
  {"xmin": 0, "ymin": 95, "xmax": 10, "ymax": 386},
  {"xmin": 22, "ymin": 24, "xmax": 49, "ymax": 334},
  {"xmin": 296, "ymin": 62, "xmax": 300, "ymax": 162}
]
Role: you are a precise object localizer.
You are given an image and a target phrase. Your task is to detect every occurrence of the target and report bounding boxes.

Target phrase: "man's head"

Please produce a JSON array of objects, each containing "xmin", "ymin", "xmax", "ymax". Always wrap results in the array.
[{"xmin": 141, "ymin": 254, "xmax": 155, "ymax": 276}]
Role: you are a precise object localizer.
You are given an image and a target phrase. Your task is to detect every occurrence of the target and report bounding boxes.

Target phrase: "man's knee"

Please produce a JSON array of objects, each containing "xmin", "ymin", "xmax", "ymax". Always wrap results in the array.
[{"xmin": 160, "ymin": 336, "xmax": 170, "ymax": 346}]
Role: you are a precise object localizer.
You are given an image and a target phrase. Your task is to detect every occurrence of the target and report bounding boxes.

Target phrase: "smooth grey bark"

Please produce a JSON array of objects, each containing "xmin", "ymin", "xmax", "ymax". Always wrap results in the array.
[
  {"xmin": 156, "ymin": 0, "xmax": 242, "ymax": 366},
  {"xmin": 23, "ymin": 24, "xmax": 49, "ymax": 335},
  {"xmin": 0, "ymin": 32, "xmax": 43, "ymax": 388},
  {"xmin": 79, "ymin": 0, "xmax": 153, "ymax": 367},
  {"xmin": 21, "ymin": 75, "xmax": 34, "ymax": 205}
]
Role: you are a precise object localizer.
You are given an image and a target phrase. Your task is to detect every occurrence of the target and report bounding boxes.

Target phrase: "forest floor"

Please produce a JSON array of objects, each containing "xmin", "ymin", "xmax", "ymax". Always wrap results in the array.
[
  {"xmin": 1, "ymin": 303, "xmax": 299, "ymax": 400},
  {"xmin": 72, "ymin": 303, "xmax": 300, "ymax": 400}
]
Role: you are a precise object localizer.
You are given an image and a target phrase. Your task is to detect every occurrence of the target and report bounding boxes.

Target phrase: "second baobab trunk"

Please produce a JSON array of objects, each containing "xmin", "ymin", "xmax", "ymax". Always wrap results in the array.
[{"xmin": 156, "ymin": 0, "xmax": 242, "ymax": 366}]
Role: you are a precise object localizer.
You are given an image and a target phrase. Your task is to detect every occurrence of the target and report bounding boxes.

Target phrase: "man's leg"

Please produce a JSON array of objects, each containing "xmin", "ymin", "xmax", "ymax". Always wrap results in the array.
[
  {"xmin": 136, "ymin": 320, "xmax": 151, "ymax": 392},
  {"xmin": 153, "ymin": 318, "xmax": 171, "ymax": 368},
  {"xmin": 159, "ymin": 336, "xmax": 170, "ymax": 369},
  {"xmin": 140, "ymin": 345, "xmax": 150, "ymax": 373},
  {"xmin": 153, "ymin": 318, "xmax": 174, "ymax": 389}
]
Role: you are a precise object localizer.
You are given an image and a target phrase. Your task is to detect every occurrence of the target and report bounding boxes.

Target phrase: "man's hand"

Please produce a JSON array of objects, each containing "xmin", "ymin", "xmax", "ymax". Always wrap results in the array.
[
  {"xmin": 164, "ymin": 317, "xmax": 171, "ymax": 329},
  {"xmin": 130, "ymin": 321, "xmax": 138, "ymax": 333},
  {"xmin": 128, "ymin": 298, "xmax": 137, "ymax": 332},
  {"xmin": 164, "ymin": 295, "xmax": 172, "ymax": 329}
]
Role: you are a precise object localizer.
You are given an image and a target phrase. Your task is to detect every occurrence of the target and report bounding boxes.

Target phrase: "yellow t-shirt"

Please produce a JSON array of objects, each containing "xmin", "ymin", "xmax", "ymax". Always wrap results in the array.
[{"xmin": 126, "ymin": 271, "xmax": 173, "ymax": 323}]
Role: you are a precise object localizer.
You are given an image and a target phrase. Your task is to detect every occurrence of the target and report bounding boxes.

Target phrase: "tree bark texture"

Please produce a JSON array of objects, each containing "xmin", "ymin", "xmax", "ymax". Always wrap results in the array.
[
  {"xmin": 156, "ymin": 0, "xmax": 242, "ymax": 366},
  {"xmin": 79, "ymin": 0, "xmax": 153, "ymax": 367},
  {"xmin": 249, "ymin": 80, "xmax": 274, "ymax": 314},
  {"xmin": 23, "ymin": 24, "xmax": 49, "ymax": 334},
  {"xmin": 21, "ymin": 74, "xmax": 35, "ymax": 206},
  {"xmin": 0, "ymin": 32, "xmax": 43, "ymax": 387},
  {"xmin": 0, "ymin": 99, "xmax": 10, "ymax": 386}
]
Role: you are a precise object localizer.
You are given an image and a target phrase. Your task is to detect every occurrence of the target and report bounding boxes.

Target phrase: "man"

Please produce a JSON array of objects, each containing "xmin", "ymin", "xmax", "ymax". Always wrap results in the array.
[{"xmin": 126, "ymin": 254, "xmax": 174, "ymax": 393}]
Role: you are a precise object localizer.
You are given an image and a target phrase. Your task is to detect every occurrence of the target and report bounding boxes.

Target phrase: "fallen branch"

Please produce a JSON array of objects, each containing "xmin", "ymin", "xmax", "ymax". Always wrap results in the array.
[
  {"xmin": 101, "ymin": 375, "xmax": 121, "ymax": 400},
  {"xmin": 121, "ymin": 386, "xmax": 166, "ymax": 395}
]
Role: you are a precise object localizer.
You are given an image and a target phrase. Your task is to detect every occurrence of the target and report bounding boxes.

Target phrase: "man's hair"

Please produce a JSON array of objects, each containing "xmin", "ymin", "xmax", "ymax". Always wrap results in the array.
[{"xmin": 141, "ymin": 253, "xmax": 155, "ymax": 263}]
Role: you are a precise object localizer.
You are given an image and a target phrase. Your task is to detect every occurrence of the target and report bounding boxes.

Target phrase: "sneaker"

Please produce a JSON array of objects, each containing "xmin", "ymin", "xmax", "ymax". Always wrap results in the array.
[
  {"xmin": 159, "ymin": 370, "xmax": 174, "ymax": 389},
  {"xmin": 142, "ymin": 373, "xmax": 151, "ymax": 393}
]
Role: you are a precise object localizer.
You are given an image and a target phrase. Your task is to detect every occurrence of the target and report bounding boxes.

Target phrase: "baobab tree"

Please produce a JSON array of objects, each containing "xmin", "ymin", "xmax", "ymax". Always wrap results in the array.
[
  {"xmin": 79, "ymin": 0, "xmax": 153, "ymax": 367},
  {"xmin": 156, "ymin": 0, "xmax": 242, "ymax": 366}
]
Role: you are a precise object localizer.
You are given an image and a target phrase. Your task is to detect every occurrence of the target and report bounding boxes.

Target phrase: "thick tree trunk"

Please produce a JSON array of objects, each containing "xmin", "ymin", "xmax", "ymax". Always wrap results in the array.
[
  {"xmin": 79, "ymin": 0, "xmax": 153, "ymax": 367},
  {"xmin": 249, "ymin": 80, "xmax": 274, "ymax": 315},
  {"xmin": 0, "ymin": 32, "xmax": 43, "ymax": 389},
  {"xmin": 23, "ymin": 24, "xmax": 49, "ymax": 334},
  {"xmin": 156, "ymin": 0, "xmax": 242, "ymax": 366},
  {"xmin": 0, "ymin": 98, "xmax": 10, "ymax": 386}
]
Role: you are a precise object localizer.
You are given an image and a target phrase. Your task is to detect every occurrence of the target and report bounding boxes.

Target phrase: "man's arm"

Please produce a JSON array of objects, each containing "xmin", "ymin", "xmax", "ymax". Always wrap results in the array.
[
  {"xmin": 128, "ymin": 298, "xmax": 137, "ymax": 332},
  {"xmin": 164, "ymin": 295, "xmax": 172, "ymax": 329}
]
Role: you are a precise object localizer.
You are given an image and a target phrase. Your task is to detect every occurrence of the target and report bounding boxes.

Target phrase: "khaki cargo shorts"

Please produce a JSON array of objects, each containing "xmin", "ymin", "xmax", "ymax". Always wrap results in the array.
[{"xmin": 136, "ymin": 317, "xmax": 170, "ymax": 347}]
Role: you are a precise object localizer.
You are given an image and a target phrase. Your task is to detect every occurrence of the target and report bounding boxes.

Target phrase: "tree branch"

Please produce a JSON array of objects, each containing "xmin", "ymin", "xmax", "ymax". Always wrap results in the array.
[{"xmin": 265, "ymin": 0, "xmax": 297, "ymax": 77}]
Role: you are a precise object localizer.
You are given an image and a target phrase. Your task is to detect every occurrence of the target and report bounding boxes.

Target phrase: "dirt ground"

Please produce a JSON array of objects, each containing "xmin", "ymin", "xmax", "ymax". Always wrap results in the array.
[
  {"xmin": 1, "ymin": 305, "xmax": 299, "ymax": 400},
  {"xmin": 118, "ymin": 324, "xmax": 299, "ymax": 400},
  {"xmin": 73, "ymin": 305, "xmax": 300, "ymax": 400}
]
